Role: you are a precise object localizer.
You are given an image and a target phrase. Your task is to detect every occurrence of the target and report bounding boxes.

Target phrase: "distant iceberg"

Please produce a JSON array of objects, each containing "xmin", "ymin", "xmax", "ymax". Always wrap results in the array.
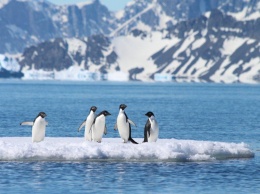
[
  {"xmin": 0, "ymin": 54, "xmax": 23, "ymax": 78},
  {"xmin": 154, "ymin": 73, "xmax": 172, "ymax": 82},
  {"xmin": 21, "ymin": 66, "xmax": 129, "ymax": 81},
  {"xmin": 0, "ymin": 138, "xmax": 254, "ymax": 162},
  {"xmin": 0, "ymin": 54, "xmax": 20, "ymax": 72}
]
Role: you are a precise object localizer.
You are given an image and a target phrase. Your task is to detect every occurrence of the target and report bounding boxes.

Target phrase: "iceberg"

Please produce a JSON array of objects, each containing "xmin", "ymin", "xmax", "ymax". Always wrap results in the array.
[
  {"xmin": 154, "ymin": 73, "xmax": 172, "ymax": 82},
  {"xmin": 0, "ymin": 137, "xmax": 254, "ymax": 162},
  {"xmin": 0, "ymin": 54, "xmax": 20, "ymax": 72}
]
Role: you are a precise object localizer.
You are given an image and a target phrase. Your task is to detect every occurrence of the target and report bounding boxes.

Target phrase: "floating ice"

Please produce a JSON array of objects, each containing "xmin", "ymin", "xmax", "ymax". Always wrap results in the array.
[{"xmin": 0, "ymin": 138, "xmax": 254, "ymax": 162}]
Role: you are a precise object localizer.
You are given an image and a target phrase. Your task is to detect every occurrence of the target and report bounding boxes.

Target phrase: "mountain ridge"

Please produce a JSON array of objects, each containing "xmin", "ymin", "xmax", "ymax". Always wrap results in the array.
[{"xmin": 0, "ymin": 0, "xmax": 259, "ymax": 83}]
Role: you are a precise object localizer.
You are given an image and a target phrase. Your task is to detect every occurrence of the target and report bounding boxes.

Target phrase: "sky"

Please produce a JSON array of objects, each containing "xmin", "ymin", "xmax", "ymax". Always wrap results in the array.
[{"xmin": 48, "ymin": 0, "xmax": 131, "ymax": 11}]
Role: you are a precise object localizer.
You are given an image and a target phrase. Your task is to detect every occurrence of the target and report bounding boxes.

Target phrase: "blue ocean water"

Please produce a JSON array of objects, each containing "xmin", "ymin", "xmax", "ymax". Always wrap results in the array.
[{"xmin": 0, "ymin": 80, "xmax": 260, "ymax": 193}]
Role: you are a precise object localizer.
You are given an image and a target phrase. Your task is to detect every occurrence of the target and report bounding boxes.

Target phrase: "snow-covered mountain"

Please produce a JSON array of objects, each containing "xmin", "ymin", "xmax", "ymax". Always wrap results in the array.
[
  {"xmin": 152, "ymin": 10, "xmax": 260, "ymax": 83},
  {"xmin": 19, "ymin": 9, "xmax": 260, "ymax": 83},
  {"xmin": 0, "ymin": 0, "xmax": 115, "ymax": 53},
  {"xmin": 112, "ymin": 0, "xmax": 260, "ymax": 35},
  {"xmin": 19, "ymin": 35, "xmax": 119, "ymax": 80},
  {"xmin": 1, "ymin": 0, "xmax": 259, "ymax": 83},
  {"xmin": 1, "ymin": 0, "xmax": 258, "ymax": 53}
]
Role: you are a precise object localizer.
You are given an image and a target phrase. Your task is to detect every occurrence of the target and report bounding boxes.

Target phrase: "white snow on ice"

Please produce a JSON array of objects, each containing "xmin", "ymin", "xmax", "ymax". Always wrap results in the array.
[{"xmin": 0, "ymin": 137, "xmax": 254, "ymax": 162}]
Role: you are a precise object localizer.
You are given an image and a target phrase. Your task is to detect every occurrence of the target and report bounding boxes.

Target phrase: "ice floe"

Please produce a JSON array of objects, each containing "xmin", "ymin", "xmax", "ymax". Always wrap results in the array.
[{"xmin": 0, "ymin": 137, "xmax": 254, "ymax": 162}]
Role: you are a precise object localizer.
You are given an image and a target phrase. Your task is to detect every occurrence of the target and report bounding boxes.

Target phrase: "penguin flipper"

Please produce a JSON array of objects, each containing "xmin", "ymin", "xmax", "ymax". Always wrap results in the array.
[
  {"xmin": 78, "ymin": 121, "xmax": 86, "ymax": 132},
  {"xmin": 128, "ymin": 119, "xmax": 137, "ymax": 127},
  {"xmin": 104, "ymin": 125, "xmax": 107, "ymax": 135},
  {"xmin": 114, "ymin": 123, "xmax": 118, "ymax": 130},
  {"xmin": 143, "ymin": 119, "xmax": 151, "ymax": 142},
  {"xmin": 20, "ymin": 121, "xmax": 33, "ymax": 126}
]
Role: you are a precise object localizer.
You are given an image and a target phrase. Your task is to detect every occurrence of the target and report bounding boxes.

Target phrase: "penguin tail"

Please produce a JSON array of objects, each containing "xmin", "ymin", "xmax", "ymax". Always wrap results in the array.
[{"xmin": 129, "ymin": 137, "xmax": 138, "ymax": 144}]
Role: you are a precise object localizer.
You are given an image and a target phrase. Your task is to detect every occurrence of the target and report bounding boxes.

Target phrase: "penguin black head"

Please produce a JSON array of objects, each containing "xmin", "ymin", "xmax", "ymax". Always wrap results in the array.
[
  {"xmin": 101, "ymin": 110, "xmax": 111, "ymax": 117},
  {"xmin": 90, "ymin": 106, "xmax": 97, "ymax": 112},
  {"xmin": 145, "ymin": 111, "xmax": 154, "ymax": 118},
  {"xmin": 38, "ymin": 112, "xmax": 47, "ymax": 118},
  {"xmin": 119, "ymin": 104, "xmax": 127, "ymax": 110}
]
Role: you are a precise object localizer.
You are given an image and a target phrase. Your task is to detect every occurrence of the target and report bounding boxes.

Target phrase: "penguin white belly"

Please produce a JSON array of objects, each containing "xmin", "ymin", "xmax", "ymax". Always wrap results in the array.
[
  {"xmin": 117, "ymin": 114, "xmax": 129, "ymax": 143},
  {"xmin": 32, "ymin": 117, "xmax": 47, "ymax": 143},
  {"xmin": 148, "ymin": 121, "xmax": 159, "ymax": 142},
  {"xmin": 92, "ymin": 116, "xmax": 105, "ymax": 142},
  {"xmin": 84, "ymin": 114, "xmax": 95, "ymax": 141}
]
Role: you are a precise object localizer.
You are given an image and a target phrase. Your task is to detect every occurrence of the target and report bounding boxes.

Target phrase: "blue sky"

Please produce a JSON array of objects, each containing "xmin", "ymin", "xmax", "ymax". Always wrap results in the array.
[{"xmin": 48, "ymin": 0, "xmax": 131, "ymax": 11}]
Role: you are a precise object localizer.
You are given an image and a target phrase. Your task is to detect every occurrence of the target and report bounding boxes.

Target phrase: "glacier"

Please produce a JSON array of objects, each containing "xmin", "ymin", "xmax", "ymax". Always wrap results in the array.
[{"xmin": 0, "ymin": 137, "xmax": 254, "ymax": 162}]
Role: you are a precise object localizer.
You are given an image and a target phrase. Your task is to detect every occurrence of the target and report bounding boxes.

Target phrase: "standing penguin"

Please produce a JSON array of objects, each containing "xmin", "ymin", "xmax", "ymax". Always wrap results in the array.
[
  {"xmin": 143, "ymin": 111, "xmax": 159, "ymax": 143},
  {"xmin": 91, "ymin": 110, "xmax": 111, "ymax": 143},
  {"xmin": 78, "ymin": 106, "xmax": 97, "ymax": 141},
  {"xmin": 20, "ymin": 112, "xmax": 48, "ymax": 143},
  {"xmin": 114, "ymin": 104, "xmax": 138, "ymax": 144}
]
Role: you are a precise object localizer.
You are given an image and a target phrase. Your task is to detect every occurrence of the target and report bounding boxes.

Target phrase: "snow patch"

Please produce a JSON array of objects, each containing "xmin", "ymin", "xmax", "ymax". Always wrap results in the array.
[
  {"xmin": 112, "ymin": 31, "xmax": 173, "ymax": 81},
  {"xmin": 126, "ymin": 0, "xmax": 135, "ymax": 7},
  {"xmin": 115, "ymin": 10, "xmax": 124, "ymax": 20},
  {"xmin": 228, "ymin": 7, "xmax": 260, "ymax": 21},
  {"xmin": 239, "ymin": 58, "xmax": 260, "ymax": 84},
  {"xmin": 204, "ymin": 11, "xmax": 211, "ymax": 18},
  {"xmin": 67, "ymin": 38, "xmax": 87, "ymax": 56},
  {"xmin": 173, "ymin": 35, "xmax": 195, "ymax": 58},
  {"xmin": 221, "ymin": 37, "xmax": 245, "ymax": 55},
  {"xmin": 110, "ymin": 3, "xmax": 155, "ymax": 37},
  {"xmin": 192, "ymin": 38, "xmax": 206, "ymax": 50},
  {"xmin": 76, "ymin": 0, "xmax": 94, "ymax": 9}
]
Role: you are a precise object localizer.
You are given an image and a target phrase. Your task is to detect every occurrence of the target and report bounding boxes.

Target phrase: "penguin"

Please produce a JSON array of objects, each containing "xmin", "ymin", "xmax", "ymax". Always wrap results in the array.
[
  {"xmin": 91, "ymin": 110, "xmax": 111, "ymax": 143},
  {"xmin": 20, "ymin": 112, "xmax": 48, "ymax": 143},
  {"xmin": 114, "ymin": 104, "xmax": 138, "ymax": 144},
  {"xmin": 143, "ymin": 111, "xmax": 159, "ymax": 143},
  {"xmin": 78, "ymin": 106, "xmax": 97, "ymax": 141}
]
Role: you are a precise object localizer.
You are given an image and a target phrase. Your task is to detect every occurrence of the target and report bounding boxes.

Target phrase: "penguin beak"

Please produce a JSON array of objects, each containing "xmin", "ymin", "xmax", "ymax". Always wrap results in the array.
[{"xmin": 107, "ymin": 112, "xmax": 111, "ymax": 116}]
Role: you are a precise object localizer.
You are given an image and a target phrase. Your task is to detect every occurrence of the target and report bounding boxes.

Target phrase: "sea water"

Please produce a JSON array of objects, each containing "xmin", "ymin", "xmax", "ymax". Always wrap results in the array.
[{"xmin": 0, "ymin": 80, "xmax": 260, "ymax": 193}]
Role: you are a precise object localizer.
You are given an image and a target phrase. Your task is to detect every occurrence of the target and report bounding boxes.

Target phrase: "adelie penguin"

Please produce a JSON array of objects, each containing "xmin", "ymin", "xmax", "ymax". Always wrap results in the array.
[
  {"xmin": 91, "ymin": 110, "xmax": 111, "ymax": 143},
  {"xmin": 115, "ymin": 104, "xmax": 138, "ymax": 144},
  {"xmin": 143, "ymin": 111, "xmax": 159, "ymax": 143},
  {"xmin": 20, "ymin": 112, "xmax": 48, "ymax": 143},
  {"xmin": 78, "ymin": 106, "xmax": 97, "ymax": 141}
]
